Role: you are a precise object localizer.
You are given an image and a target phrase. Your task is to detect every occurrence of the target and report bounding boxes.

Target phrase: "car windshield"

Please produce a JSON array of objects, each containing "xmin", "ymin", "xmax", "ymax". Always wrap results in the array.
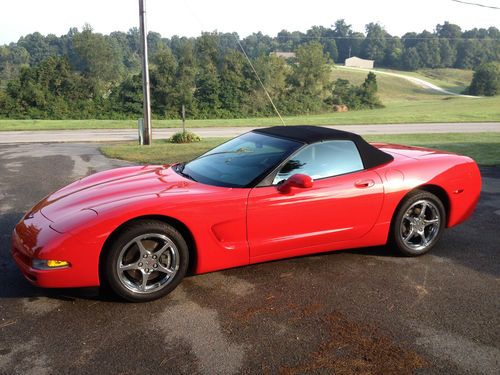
[{"xmin": 178, "ymin": 132, "xmax": 302, "ymax": 187}]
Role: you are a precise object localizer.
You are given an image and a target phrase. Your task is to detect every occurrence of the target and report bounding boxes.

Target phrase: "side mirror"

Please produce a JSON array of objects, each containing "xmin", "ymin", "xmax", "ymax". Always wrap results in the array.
[{"xmin": 277, "ymin": 174, "xmax": 313, "ymax": 193}]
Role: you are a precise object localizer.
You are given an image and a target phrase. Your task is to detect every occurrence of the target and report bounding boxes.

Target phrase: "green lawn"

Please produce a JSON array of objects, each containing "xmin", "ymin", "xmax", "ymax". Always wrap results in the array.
[
  {"xmin": 1, "ymin": 95, "xmax": 499, "ymax": 131},
  {"xmin": 100, "ymin": 132, "xmax": 500, "ymax": 166}
]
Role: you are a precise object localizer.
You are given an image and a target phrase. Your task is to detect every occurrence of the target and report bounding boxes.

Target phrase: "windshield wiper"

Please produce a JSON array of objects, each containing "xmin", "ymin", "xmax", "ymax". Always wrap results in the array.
[{"xmin": 175, "ymin": 163, "xmax": 197, "ymax": 182}]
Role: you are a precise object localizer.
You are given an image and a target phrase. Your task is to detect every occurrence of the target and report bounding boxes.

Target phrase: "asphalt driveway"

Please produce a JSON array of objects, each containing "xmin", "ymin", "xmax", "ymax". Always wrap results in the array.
[{"xmin": 0, "ymin": 143, "xmax": 498, "ymax": 374}]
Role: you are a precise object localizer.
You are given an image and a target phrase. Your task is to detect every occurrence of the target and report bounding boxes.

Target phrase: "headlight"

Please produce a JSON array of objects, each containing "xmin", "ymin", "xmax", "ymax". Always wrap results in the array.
[{"xmin": 32, "ymin": 259, "xmax": 70, "ymax": 270}]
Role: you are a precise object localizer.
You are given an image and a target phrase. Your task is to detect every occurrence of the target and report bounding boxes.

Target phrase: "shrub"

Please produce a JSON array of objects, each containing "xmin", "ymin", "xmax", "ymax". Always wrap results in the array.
[
  {"xmin": 467, "ymin": 62, "xmax": 500, "ymax": 96},
  {"xmin": 169, "ymin": 131, "xmax": 201, "ymax": 143}
]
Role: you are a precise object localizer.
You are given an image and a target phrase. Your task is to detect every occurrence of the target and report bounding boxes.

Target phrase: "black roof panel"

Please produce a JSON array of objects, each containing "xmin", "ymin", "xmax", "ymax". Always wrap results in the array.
[{"xmin": 253, "ymin": 125, "xmax": 357, "ymax": 144}]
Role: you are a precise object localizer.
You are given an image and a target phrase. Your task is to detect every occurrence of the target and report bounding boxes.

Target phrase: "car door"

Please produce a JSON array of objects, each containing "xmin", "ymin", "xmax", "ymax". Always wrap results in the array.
[{"xmin": 247, "ymin": 140, "xmax": 384, "ymax": 259}]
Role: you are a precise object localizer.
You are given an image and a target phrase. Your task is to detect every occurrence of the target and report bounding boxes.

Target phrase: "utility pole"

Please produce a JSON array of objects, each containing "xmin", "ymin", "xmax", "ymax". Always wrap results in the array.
[{"xmin": 139, "ymin": 0, "xmax": 151, "ymax": 145}]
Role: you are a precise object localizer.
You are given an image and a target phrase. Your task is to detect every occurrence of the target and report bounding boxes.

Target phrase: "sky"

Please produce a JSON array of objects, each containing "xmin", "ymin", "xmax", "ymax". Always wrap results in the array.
[{"xmin": 1, "ymin": 0, "xmax": 500, "ymax": 45}]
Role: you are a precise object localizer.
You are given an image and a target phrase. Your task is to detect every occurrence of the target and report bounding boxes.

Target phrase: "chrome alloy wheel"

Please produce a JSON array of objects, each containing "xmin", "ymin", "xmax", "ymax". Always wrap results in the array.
[
  {"xmin": 116, "ymin": 233, "xmax": 180, "ymax": 294},
  {"xmin": 399, "ymin": 199, "xmax": 441, "ymax": 252}
]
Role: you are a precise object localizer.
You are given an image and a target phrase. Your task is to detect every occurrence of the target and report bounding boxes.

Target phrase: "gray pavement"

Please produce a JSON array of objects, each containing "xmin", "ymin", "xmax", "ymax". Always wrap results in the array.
[
  {"xmin": 0, "ymin": 143, "xmax": 499, "ymax": 374},
  {"xmin": 0, "ymin": 122, "xmax": 500, "ymax": 143}
]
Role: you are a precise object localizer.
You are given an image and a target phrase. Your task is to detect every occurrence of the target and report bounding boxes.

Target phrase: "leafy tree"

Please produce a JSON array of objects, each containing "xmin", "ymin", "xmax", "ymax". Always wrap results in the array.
[
  {"xmin": 322, "ymin": 39, "xmax": 338, "ymax": 63},
  {"xmin": 113, "ymin": 74, "xmax": 143, "ymax": 116},
  {"xmin": 416, "ymin": 34, "xmax": 441, "ymax": 68},
  {"xmin": 72, "ymin": 25, "xmax": 125, "ymax": 96},
  {"xmin": 362, "ymin": 23, "xmax": 388, "ymax": 63},
  {"xmin": 291, "ymin": 41, "xmax": 331, "ymax": 99},
  {"xmin": 110, "ymin": 30, "xmax": 140, "ymax": 71},
  {"xmin": 147, "ymin": 32, "xmax": 165, "ymax": 58},
  {"xmin": 330, "ymin": 78, "xmax": 359, "ymax": 107},
  {"xmin": 384, "ymin": 38, "xmax": 403, "ymax": 67},
  {"xmin": 468, "ymin": 61, "xmax": 500, "ymax": 96},
  {"xmin": 252, "ymin": 54, "xmax": 289, "ymax": 115},
  {"xmin": 241, "ymin": 32, "xmax": 275, "ymax": 58},
  {"xmin": 194, "ymin": 62, "xmax": 220, "ymax": 117},
  {"xmin": 276, "ymin": 30, "xmax": 304, "ymax": 52},
  {"xmin": 2, "ymin": 19, "xmax": 500, "ymax": 120},
  {"xmin": 195, "ymin": 32, "xmax": 220, "ymax": 67},
  {"xmin": 17, "ymin": 32, "xmax": 54, "ymax": 65},
  {"xmin": 402, "ymin": 32, "xmax": 419, "ymax": 49},
  {"xmin": 5, "ymin": 56, "xmax": 87, "ymax": 118},
  {"xmin": 349, "ymin": 32, "xmax": 365, "ymax": 59},
  {"xmin": 150, "ymin": 46, "xmax": 177, "ymax": 117},
  {"xmin": 219, "ymin": 50, "xmax": 249, "ymax": 115},
  {"xmin": 436, "ymin": 22, "xmax": 462, "ymax": 49},
  {"xmin": 401, "ymin": 47, "xmax": 422, "ymax": 70},
  {"xmin": 174, "ymin": 40, "xmax": 197, "ymax": 117},
  {"xmin": 359, "ymin": 72, "xmax": 383, "ymax": 108},
  {"xmin": 330, "ymin": 73, "xmax": 383, "ymax": 109},
  {"xmin": 456, "ymin": 39, "xmax": 488, "ymax": 69},
  {"xmin": 439, "ymin": 39, "xmax": 456, "ymax": 67},
  {"xmin": 333, "ymin": 19, "xmax": 354, "ymax": 62}
]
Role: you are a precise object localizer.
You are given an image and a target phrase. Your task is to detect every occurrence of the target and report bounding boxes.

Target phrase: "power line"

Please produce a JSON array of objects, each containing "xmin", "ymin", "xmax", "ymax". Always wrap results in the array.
[
  {"xmin": 272, "ymin": 36, "xmax": 500, "ymax": 41},
  {"xmin": 450, "ymin": 0, "xmax": 500, "ymax": 9}
]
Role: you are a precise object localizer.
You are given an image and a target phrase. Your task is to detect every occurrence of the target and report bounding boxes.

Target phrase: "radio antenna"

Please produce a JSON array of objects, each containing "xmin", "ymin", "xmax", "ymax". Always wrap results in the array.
[
  {"xmin": 185, "ymin": 1, "xmax": 286, "ymax": 125},
  {"xmin": 234, "ymin": 38, "xmax": 286, "ymax": 126}
]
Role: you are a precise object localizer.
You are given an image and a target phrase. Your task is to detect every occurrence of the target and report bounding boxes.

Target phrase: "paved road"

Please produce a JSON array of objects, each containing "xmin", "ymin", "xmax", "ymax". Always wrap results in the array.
[
  {"xmin": 0, "ymin": 143, "xmax": 499, "ymax": 374},
  {"xmin": 337, "ymin": 66, "xmax": 478, "ymax": 97},
  {"xmin": 1, "ymin": 122, "xmax": 499, "ymax": 144}
]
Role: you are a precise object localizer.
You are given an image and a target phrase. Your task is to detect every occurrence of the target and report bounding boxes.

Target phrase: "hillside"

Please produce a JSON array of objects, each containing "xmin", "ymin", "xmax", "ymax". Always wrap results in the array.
[
  {"xmin": 331, "ymin": 66, "xmax": 475, "ymax": 102},
  {"xmin": 402, "ymin": 68, "xmax": 473, "ymax": 94}
]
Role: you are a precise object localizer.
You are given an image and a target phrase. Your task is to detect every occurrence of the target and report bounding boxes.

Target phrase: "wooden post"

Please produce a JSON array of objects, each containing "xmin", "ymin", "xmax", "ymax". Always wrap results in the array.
[{"xmin": 182, "ymin": 104, "xmax": 186, "ymax": 134}]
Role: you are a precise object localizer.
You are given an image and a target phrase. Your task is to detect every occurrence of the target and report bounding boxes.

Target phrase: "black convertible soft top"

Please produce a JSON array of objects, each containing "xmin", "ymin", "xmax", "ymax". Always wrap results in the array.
[{"xmin": 253, "ymin": 125, "xmax": 394, "ymax": 169}]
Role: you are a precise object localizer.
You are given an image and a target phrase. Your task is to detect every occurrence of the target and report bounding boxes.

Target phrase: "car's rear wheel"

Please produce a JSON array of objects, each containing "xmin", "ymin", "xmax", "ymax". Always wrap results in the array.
[
  {"xmin": 104, "ymin": 220, "xmax": 189, "ymax": 302},
  {"xmin": 391, "ymin": 190, "xmax": 446, "ymax": 256}
]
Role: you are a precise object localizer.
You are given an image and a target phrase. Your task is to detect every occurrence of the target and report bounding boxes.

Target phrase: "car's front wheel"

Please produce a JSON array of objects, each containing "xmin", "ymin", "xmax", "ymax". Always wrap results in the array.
[
  {"xmin": 391, "ymin": 190, "xmax": 446, "ymax": 256},
  {"xmin": 104, "ymin": 220, "xmax": 189, "ymax": 302}
]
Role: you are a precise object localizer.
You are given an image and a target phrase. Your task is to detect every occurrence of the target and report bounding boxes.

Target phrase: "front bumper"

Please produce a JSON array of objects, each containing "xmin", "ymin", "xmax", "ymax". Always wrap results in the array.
[
  {"xmin": 12, "ymin": 229, "xmax": 73, "ymax": 287},
  {"xmin": 11, "ymin": 211, "xmax": 100, "ymax": 288}
]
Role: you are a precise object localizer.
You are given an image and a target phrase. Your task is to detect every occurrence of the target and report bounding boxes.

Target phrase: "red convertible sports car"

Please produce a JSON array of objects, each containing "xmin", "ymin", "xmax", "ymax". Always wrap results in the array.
[{"xmin": 12, "ymin": 126, "xmax": 481, "ymax": 301}]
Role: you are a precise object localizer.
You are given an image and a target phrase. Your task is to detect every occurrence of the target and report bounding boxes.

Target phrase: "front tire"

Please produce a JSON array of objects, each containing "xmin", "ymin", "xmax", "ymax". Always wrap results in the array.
[
  {"xmin": 104, "ymin": 220, "xmax": 189, "ymax": 302},
  {"xmin": 390, "ymin": 190, "xmax": 446, "ymax": 256}
]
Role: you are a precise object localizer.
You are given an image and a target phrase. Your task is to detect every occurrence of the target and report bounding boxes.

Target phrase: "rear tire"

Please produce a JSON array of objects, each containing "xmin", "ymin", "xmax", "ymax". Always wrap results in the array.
[
  {"xmin": 103, "ymin": 220, "xmax": 189, "ymax": 302},
  {"xmin": 390, "ymin": 190, "xmax": 446, "ymax": 256}
]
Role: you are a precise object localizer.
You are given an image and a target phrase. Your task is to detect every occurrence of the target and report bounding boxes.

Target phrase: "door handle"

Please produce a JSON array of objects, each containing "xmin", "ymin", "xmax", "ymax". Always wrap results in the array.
[{"xmin": 355, "ymin": 179, "xmax": 375, "ymax": 188}]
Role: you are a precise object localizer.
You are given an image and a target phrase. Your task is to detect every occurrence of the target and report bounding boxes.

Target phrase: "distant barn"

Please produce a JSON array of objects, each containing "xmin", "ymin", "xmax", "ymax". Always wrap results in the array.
[
  {"xmin": 271, "ymin": 51, "xmax": 296, "ymax": 60},
  {"xmin": 345, "ymin": 56, "xmax": 374, "ymax": 69}
]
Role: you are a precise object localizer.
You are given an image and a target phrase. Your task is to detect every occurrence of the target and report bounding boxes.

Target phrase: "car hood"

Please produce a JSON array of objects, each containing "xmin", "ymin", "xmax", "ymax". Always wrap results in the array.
[{"xmin": 31, "ymin": 165, "xmax": 197, "ymax": 221}]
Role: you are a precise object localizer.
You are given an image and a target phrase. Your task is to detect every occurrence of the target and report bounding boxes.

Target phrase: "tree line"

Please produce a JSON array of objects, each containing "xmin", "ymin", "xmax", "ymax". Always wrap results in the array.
[{"xmin": 0, "ymin": 20, "xmax": 498, "ymax": 119}]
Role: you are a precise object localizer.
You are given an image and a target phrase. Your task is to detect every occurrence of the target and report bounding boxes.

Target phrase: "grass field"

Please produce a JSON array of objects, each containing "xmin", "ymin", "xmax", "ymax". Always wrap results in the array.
[
  {"xmin": 1, "ymin": 95, "xmax": 499, "ymax": 131},
  {"xmin": 404, "ymin": 68, "xmax": 473, "ymax": 94},
  {"xmin": 1, "ymin": 67, "xmax": 498, "ymax": 131},
  {"xmin": 363, "ymin": 67, "xmax": 474, "ymax": 95},
  {"xmin": 100, "ymin": 132, "xmax": 500, "ymax": 166}
]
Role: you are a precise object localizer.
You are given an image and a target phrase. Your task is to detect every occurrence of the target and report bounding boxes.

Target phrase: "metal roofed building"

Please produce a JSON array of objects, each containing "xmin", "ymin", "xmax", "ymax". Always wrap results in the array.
[{"xmin": 345, "ymin": 56, "xmax": 374, "ymax": 69}]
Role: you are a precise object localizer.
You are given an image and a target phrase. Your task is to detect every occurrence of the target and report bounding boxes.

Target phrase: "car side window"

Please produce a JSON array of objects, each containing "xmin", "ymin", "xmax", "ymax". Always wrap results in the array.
[{"xmin": 273, "ymin": 140, "xmax": 364, "ymax": 184}]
